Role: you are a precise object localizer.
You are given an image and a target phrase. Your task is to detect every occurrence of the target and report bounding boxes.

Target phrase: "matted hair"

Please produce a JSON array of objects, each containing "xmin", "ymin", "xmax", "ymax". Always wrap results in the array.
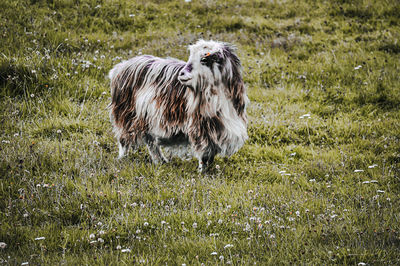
[{"xmin": 109, "ymin": 40, "xmax": 249, "ymax": 172}]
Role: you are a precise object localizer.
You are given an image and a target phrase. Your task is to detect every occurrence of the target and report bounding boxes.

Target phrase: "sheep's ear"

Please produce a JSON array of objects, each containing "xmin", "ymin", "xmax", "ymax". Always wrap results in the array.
[
  {"xmin": 221, "ymin": 44, "xmax": 246, "ymax": 117},
  {"xmin": 222, "ymin": 44, "xmax": 240, "ymax": 66}
]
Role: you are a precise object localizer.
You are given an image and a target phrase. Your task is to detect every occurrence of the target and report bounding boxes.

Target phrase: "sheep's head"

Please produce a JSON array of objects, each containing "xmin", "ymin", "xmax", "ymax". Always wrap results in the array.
[
  {"xmin": 179, "ymin": 40, "xmax": 247, "ymax": 119},
  {"xmin": 178, "ymin": 40, "xmax": 240, "ymax": 91}
]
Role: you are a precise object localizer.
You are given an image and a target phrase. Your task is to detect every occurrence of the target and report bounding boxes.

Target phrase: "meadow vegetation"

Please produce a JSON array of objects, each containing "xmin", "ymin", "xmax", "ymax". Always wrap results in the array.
[{"xmin": 1, "ymin": 0, "xmax": 399, "ymax": 264}]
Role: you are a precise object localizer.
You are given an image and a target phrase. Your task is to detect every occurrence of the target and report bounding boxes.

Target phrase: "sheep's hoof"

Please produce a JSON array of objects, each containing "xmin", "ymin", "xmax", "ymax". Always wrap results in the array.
[{"xmin": 198, "ymin": 162, "xmax": 212, "ymax": 174}]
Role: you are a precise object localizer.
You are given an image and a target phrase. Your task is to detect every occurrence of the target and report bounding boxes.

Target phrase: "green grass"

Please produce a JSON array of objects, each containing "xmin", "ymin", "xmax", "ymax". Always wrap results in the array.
[{"xmin": 1, "ymin": 0, "xmax": 399, "ymax": 264}]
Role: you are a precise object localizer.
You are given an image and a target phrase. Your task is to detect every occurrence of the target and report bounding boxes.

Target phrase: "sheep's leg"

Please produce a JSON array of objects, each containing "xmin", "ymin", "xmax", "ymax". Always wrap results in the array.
[
  {"xmin": 111, "ymin": 113, "xmax": 132, "ymax": 160},
  {"xmin": 118, "ymin": 141, "xmax": 127, "ymax": 159},
  {"xmin": 117, "ymin": 137, "xmax": 131, "ymax": 159},
  {"xmin": 198, "ymin": 155, "xmax": 215, "ymax": 173},
  {"xmin": 196, "ymin": 144, "xmax": 218, "ymax": 173},
  {"xmin": 144, "ymin": 134, "xmax": 168, "ymax": 164}
]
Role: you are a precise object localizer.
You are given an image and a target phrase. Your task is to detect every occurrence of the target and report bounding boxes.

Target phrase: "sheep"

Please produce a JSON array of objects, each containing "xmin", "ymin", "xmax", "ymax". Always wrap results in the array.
[{"xmin": 108, "ymin": 40, "xmax": 249, "ymax": 172}]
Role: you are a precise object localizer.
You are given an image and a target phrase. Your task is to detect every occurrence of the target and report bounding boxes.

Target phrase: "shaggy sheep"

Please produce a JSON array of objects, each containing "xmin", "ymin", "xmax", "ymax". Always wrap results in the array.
[{"xmin": 108, "ymin": 40, "xmax": 249, "ymax": 172}]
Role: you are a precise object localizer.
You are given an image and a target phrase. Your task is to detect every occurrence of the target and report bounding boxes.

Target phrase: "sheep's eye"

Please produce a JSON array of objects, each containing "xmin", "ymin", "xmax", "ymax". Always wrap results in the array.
[{"xmin": 200, "ymin": 57, "xmax": 208, "ymax": 64}]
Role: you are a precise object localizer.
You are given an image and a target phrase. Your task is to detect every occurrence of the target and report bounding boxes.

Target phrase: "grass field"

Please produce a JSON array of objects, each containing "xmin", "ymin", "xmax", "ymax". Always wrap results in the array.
[{"xmin": 1, "ymin": 0, "xmax": 400, "ymax": 264}]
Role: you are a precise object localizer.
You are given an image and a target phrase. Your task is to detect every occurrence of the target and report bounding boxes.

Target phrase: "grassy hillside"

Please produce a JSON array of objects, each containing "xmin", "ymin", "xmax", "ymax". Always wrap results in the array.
[{"xmin": 1, "ymin": 0, "xmax": 399, "ymax": 264}]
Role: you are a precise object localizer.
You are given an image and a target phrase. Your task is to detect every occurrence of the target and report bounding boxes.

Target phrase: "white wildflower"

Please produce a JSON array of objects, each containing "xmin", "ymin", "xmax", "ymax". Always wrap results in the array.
[
  {"xmin": 224, "ymin": 244, "xmax": 234, "ymax": 249},
  {"xmin": 354, "ymin": 65, "xmax": 362, "ymax": 70},
  {"xmin": 354, "ymin": 169, "xmax": 364, "ymax": 173},
  {"xmin": 34, "ymin": 237, "xmax": 45, "ymax": 241},
  {"xmin": 211, "ymin": 252, "xmax": 217, "ymax": 256},
  {"xmin": 192, "ymin": 222, "xmax": 197, "ymax": 229},
  {"xmin": 121, "ymin": 248, "xmax": 131, "ymax": 253},
  {"xmin": 0, "ymin": 242, "xmax": 6, "ymax": 249},
  {"xmin": 368, "ymin": 164, "xmax": 378, "ymax": 169},
  {"xmin": 299, "ymin": 113, "xmax": 311, "ymax": 119},
  {"xmin": 97, "ymin": 238, "xmax": 104, "ymax": 243}
]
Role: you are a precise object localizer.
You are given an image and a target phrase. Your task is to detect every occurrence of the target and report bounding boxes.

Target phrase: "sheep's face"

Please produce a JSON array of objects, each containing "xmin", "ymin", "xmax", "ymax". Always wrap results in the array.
[{"xmin": 178, "ymin": 40, "xmax": 225, "ymax": 90}]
